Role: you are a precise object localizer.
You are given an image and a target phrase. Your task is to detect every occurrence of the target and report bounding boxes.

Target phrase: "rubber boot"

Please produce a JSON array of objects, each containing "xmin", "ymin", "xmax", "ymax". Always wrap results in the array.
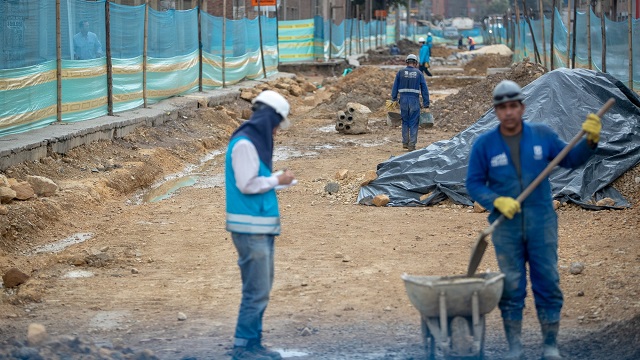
[
  {"xmin": 503, "ymin": 320, "xmax": 524, "ymax": 360},
  {"xmin": 541, "ymin": 322, "xmax": 562, "ymax": 360}
]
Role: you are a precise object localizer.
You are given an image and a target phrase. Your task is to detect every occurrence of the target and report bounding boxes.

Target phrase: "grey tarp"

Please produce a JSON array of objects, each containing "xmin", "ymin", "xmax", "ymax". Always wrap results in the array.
[{"xmin": 358, "ymin": 68, "xmax": 640, "ymax": 209}]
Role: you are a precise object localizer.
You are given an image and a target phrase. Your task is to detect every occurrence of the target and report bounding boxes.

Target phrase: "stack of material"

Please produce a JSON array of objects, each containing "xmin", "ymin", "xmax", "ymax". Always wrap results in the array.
[{"xmin": 335, "ymin": 102, "xmax": 371, "ymax": 135}]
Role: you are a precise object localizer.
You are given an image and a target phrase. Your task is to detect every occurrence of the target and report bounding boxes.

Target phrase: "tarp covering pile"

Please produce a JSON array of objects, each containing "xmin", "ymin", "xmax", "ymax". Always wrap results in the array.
[{"xmin": 358, "ymin": 69, "xmax": 640, "ymax": 209}]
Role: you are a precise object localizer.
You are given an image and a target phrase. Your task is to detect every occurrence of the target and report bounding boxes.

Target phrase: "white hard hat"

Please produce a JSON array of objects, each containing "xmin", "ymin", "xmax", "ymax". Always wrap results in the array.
[
  {"xmin": 418, "ymin": 37, "xmax": 425, "ymax": 42},
  {"xmin": 492, "ymin": 80, "xmax": 524, "ymax": 106},
  {"xmin": 428, "ymin": 32, "xmax": 432, "ymax": 36},
  {"xmin": 406, "ymin": 54, "xmax": 418, "ymax": 63},
  {"xmin": 252, "ymin": 90, "xmax": 291, "ymax": 129}
]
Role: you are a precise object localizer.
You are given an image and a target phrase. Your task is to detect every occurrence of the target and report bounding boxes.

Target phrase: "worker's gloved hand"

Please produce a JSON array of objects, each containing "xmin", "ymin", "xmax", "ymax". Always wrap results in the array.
[
  {"xmin": 493, "ymin": 196, "xmax": 521, "ymax": 219},
  {"xmin": 385, "ymin": 100, "xmax": 399, "ymax": 110},
  {"xmin": 423, "ymin": 62, "xmax": 430, "ymax": 69},
  {"xmin": 582, "ymin": 113, "xmax": 601, "ymax": 143}
]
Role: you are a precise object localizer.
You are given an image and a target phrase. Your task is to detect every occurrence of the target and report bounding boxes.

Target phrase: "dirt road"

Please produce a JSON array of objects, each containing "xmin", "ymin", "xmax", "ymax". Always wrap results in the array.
[{"xmin": 1, "ymin": 61, "xmax": 639, "ymax": 360}]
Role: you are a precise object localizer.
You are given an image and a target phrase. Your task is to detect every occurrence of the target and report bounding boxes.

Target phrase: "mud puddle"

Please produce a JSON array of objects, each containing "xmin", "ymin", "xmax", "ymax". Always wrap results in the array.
[{"xmin": 30, "ymin": 232, "xmax": 95, "ymax": 255}]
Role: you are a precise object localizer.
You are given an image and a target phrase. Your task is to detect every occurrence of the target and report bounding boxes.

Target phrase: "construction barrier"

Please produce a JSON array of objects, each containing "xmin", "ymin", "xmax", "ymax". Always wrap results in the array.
[
  {"xmin": 0, "ymin": 0, "xmax": 277, "ymax": 137},
  {"xmin": 505, "ymin": 8, "xmax": 638, "ymax": 91}
]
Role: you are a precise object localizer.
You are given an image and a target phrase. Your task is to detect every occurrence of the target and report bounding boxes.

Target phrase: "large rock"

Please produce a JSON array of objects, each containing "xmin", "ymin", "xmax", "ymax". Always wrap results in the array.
[
  {"xmin": 0, "ymin": 174, "xmax": 9, "ymax": 187},
  {"xmin": 0, "ymin": 186, "xmax": 16, "ymax": 203},
  {"xmin": 372, "ymin": 194, "xmax": 390, "ymax": 207},
  {"xmin": 26, "ymin": 175, "xmax": 58, "ymax": 197},
  {"xmin": 289, "ymin": 84, "xmax": 304, "ymax": 97},
  {"xmin": 3, "ymin": 268, "xmax": 30, "ymax": 288},
  {"xmin": 360, "ymin": 170, "xmax": 377, "ymax": 186},
  {"xmin": 10, "ymin": 181, "xmax": 35, "ymax": 200},
  {"xmin": 240, "ymin": 90, "xmax": 255, "ymax": 101},
  {"xmin": 302, "ymin": 82, "xmax": 317, "ymax": 93},
  {"xmin": 335, "ymin": 169, "xmax": 350, "ymax": 180},
  {"xmin": 27, "ymin": 323, "xmax": 48, "ymax": 346}
]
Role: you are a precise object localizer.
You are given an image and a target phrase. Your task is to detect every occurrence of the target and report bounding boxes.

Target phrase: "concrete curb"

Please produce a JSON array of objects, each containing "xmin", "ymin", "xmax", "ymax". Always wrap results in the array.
[{"xmin": 0, "ymin": 72, "xmax": 295, "ymax": 171}]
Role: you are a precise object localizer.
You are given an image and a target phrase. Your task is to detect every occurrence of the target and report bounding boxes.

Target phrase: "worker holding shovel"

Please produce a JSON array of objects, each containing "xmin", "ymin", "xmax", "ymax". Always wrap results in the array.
[{"xmin": 466, "ymin": 80, "xmax": 601, "ymax": 360}]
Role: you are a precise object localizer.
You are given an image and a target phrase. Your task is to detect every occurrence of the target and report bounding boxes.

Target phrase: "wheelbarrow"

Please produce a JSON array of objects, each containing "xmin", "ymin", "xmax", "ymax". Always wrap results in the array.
[{"xmin": 402, "ymin": 272, "xmax": 505, "ymax": 359}]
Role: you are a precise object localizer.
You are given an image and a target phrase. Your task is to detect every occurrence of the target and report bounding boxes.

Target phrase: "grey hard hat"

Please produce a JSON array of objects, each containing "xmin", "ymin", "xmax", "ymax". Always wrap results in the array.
[
  {"xmin": 406, "ymin": 54, "xmax": 418, "ymax": 63},
  {"xmin": 492, "ymin": 80, "xmax": 524, "ymax": 106}
]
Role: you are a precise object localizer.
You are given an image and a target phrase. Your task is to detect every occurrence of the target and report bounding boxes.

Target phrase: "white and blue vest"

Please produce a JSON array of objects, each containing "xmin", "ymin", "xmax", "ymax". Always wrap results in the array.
[{"xmin": 225, "ymin": 137, "xmax": 281, "ymax": 235}]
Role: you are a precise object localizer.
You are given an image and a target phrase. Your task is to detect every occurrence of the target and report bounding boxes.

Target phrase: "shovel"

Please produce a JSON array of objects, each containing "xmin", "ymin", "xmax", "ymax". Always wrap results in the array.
[{"xmin": 466, "ymin": 98, "xmax": 616, "ymax": 277}]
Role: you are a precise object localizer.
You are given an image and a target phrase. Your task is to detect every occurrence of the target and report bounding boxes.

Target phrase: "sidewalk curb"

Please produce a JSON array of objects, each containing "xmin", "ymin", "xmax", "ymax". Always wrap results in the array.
[{"xmin": 0, "ymin": 73, "xmax": 294, "ymax": 171}]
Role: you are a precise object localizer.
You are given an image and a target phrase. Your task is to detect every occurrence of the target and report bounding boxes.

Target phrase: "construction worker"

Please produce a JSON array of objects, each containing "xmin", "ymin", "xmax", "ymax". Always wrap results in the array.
[
  {"xmin": 390, "ymin": 54, "xmax": 430, "ymax": 151},
  {"xmin": 426, "ymin": 31, "xmax": 433, "ymax": 47},
  {"xmin": 418, "ymin": 37, "xmax": 432, "ymax": 77},
  {"xmin": 468, "ymin": 36, "xmax": 476, "ymax": 50},
  {"xmin": 466, "ymin": 80, "xmax": 601, "ymax": 360},
  {"xmin": 225, "ymin": 90, "xmax": 295, "ymax": 360}
]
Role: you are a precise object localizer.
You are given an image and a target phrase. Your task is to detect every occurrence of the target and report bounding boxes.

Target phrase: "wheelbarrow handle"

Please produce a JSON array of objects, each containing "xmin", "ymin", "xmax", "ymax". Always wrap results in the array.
[{"xmin": 467, "ymin": 98, "xmax": 616, "ymax": 277}]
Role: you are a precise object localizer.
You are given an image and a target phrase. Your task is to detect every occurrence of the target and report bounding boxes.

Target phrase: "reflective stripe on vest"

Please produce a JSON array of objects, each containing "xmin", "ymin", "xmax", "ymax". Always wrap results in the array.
[
  {"xmin": 226, "ymin": 213, "xmax": 281, "ymax": 234},
  {"xmin": 399, "ymin": 89, "xmax": 420, "ymax": 94}
]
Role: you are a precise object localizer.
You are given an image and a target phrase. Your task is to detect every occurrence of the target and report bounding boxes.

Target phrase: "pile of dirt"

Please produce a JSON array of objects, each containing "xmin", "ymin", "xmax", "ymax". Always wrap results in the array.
[
  {"xmin": 0, "ymin": 105, "xmax": 242, "ymax": 255},
  {"xmin": 432, "ymin": 58, "xmax": 547, "ymax": 132},
  {"xmin": 563, "ymin": 314, "xmax": 640, "ymax": 359},
  {"xmin": 320, "ymin": 66, "xmax": 395, "ymax": 113},
  {"xmin": 431, "ymin": 45, "xmax": 458, "ymax": 59},
  {"xmin": 464, "ymin": 54, "xmax": 513, "ymax": 75}
]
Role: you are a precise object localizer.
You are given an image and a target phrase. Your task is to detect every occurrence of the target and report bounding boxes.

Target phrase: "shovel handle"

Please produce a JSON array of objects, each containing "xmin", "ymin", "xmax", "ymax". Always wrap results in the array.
[
  {"xmin": 467, "ymin": 98, "xmax": 615, "ymax": 277},
  {"xmin": 513, "ymin": 98, "xmax": 615, "ymax": 206}
]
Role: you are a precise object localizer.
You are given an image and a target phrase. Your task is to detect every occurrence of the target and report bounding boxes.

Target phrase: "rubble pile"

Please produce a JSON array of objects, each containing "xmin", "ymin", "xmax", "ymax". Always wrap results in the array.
[
  {"xmin": 321, "ymin": 66, "xmax": 395, "ymax": 112},
  {"xmin": 432, "ymin": 58, "xmax": 546, "ymax": 132},
  {"xmin": 239, "ymin": 76, "xmax": 318, "ymax": 113},
  {"xmin": 464, "ymin": 54, "xmax": 513, "ymax": 75}
]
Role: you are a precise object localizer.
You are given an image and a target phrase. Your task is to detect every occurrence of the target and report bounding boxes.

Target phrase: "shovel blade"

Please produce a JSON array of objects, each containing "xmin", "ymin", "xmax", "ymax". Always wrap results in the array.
[{"xmin": 467, "ymin": 232, "xmax": 489, "ymax": 277}]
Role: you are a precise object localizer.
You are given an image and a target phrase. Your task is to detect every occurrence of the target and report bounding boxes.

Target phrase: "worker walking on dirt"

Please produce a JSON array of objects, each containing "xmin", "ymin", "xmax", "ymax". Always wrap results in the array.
[
  {"xmin": 225, "ymin": 90, "xmax": 295, "ymax": 360},
  {"xmin": 390, "ymin": 54, "xmax": 430, "ymax": 151},
  {"xmin": 466, "ymin": 80, "xmax": 601, "ymax": 360},
  {"xmin": 467, "ymin": 36, "xmax": 476, "ymax": 51},
  {"xmin": 418, "ymin": 37, "xmax": 432, "ymax": 77}
]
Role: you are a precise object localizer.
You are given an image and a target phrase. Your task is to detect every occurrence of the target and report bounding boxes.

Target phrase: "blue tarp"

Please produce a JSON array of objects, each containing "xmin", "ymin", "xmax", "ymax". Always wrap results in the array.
[{"xmin": 358, "ymin": 69, "xmax": 640, "ymax": 209}]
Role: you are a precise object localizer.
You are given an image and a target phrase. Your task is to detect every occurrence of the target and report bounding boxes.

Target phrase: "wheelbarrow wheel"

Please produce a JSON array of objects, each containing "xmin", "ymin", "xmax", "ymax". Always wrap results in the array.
[{"xmin": 421, "ymin": 317, "xmax": 436, "ymax": 360}]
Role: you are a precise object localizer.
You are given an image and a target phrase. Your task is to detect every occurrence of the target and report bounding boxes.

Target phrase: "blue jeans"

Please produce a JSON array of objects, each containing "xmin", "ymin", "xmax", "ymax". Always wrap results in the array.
[
  {"xmin": 492, "ymin": 208, "xmax": 563, "ymax": 324},
  {"xmin": 400, "ymin": 97, "xmax": 420, "ymax": 146},
  {"xmin": 231, "ymin": 232, "xmax": 275, "ymax": 346}
]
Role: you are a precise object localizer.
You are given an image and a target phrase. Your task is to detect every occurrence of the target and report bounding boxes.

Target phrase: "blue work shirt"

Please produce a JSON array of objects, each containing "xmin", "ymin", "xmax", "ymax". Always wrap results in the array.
[
  {"xmin": 73, "ymin": 31, "xmax": 103, "ymax": 60},
  {"xmin": 391, "ymin": 66, "xmax": 430, "ymax": 108},
  {"xmin": 467, "ymin": 121, "xmax": 596, "ymax": 221}
]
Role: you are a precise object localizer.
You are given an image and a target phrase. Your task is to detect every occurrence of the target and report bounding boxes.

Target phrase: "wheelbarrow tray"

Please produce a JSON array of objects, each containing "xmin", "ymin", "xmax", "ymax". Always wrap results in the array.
[{"xmin": 402, "ymin": 272, "xmax": 504, "ymax": 318}]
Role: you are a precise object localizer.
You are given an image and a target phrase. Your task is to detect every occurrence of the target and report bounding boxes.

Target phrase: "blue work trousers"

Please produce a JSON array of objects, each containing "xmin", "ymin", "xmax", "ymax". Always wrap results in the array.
[
  {"xmin": 400, "ymin": 96, "xmax": 420, "ymax": 146},
  {"xmin": 231, "ymin": 232, "xmax": 275, "ymax": 346},
  {"xmin": 492, "ymin": 208, "xmax": 563, "ymax": 324}
]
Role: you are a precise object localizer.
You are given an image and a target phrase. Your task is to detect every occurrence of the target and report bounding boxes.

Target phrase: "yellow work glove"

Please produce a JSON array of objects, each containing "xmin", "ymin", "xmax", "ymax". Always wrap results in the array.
[
  {"xmin": 385, "ymin": 100, "xmax": 398, "ymax": 110},
  {"xmin": 493, "ymin": 196, "xmax": 521, "ymax": 219},
  {"xmin": 582, "ymin": 113, "xmax": 601, "ymax": 143},
  {"xmin": 423, "ymin": 62, "xmax": 430, "ymax": 69}
]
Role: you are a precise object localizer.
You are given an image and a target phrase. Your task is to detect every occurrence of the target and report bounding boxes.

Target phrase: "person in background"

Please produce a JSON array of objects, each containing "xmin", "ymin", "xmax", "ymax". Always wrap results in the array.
[
  {"xmin": 390, "ymin": 54, "xmax": 430, "ymax": 151},
  {"xmin": 225, "ymin": 90, "xmax": 295, "ymax": 360},
  {"xmin": 466, "ymin": 80, "xmax": 601, "ymax": 360},
  {"xmin": 426, "ymin": 31, "xmax": 433, "ymax": 48},
  {"xmin": 468, "ymin": 36, "xmax": 477, "ymax": 51},
  {"xmin": 458, "ymin": 35, "xmax": 464, "ymax": 49},
  {"xmin": 390, "ymin": 44, "xmax": 401, "ymax": 56},
  {"xmin": 418, "ymin": 37, "xmax": 432, "ymax": 77},
  {"xmin": 73, "ymin": 20, "xmax": 104, "ymax": 60}
]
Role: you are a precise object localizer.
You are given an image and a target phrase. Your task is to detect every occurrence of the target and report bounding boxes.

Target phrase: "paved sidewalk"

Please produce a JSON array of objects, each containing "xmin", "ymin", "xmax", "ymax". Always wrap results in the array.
[{"xmin": 0, "ymin": 73, "xmax": 293, "ymax": 171}]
